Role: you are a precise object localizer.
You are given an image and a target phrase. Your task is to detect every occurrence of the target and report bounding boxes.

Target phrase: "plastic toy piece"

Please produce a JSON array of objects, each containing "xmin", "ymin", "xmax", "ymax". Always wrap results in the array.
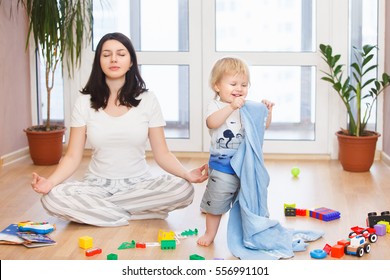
[
  {"xmin": 291, "ymin": 167, "xmax": 300, "ymax": 177},
  {"xmin": 374, "ymin": 224, "xmax": 386, "ymax": 236},
  {"xmin": 343, "ymin": 236, "xmax": 371, "ymax": 257},
  {"xmin": 284, "ymin": 203, "xmax": 297, "ymax": 216},
  {"xmin": 311, "ymin": 207, "xmax": 340, "ymax": 221},
  {"xmin": 322, "ymin": 244, "xmax": 332, "ymax": 255},
  {"xmin": 189, "ymin": 254, "xmax": 205, "ymax": 260},
  {"xmin": 377, "ymin": 221, "xmax": 390, "ymax": 233},
  {"xmin": 85, "ymin": 247, "xmax": 102, "ymax": 257},
  {"xmin": 296, "ymin": 208, "xmax": 307, "ymax": 216},
  {"xmin": 285, "ymin": 208, "xmax": 296, "ymax": 216},
  {"xmin": 284, "ymin": 206, "xmax": 340, "ymax": 221},
  {"xmin": 161, "ymin": 239, "xmax": 176, "ymax": 250},
  {"xmin": 366, "ymin": 211, "xmax": 390, "ymax": 228},
  {"xmin": 180, "ymin": 228, "xmax": 199, "ymax": 236},
  {"xmin": 349, "ymin": 226, "xmax": 377, "ymax": 243},
  {"xmin": 17, "ymin": 221, "xmax": 55, "ymax": 234},
  {"xmin": 330, "ymin": 244, "xmax": 344, "ymax": 258},
  {"xmin": 158, "ymin": 230, "xmax": 175, "ymax": 242},
  {"xmin": 79, "ymin": 236, "xmax": 93, "ymax": 249},
  {"xmin": 118, "ymin": 240, "xmax": 136, "ymax": 250},
  {"xmin": 107, "ymin": 253, "xmax": 118, "ymax": 260},
  {"xmin": 310, "ymin": 249, "xmax": 327, "ymax": 259},
  {"xmin": 136, "ymin": 242, "xmax": 146, "ymax": 248}
]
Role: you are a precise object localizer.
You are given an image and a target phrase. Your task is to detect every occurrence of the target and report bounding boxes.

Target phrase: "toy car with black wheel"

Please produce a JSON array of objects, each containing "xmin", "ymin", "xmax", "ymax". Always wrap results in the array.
[
  {"xmin": 344, "ymin": 235, "xmax": 371, "ymax": 257},
  {"xmin": 349, "ymin": 226, "xmax": 378, "ymax": 243}
]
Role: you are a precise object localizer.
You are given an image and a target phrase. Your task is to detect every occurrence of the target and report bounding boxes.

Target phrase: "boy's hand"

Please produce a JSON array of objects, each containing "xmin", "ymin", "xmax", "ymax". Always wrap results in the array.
[
  {"xmin": 231, "ymin": 97, "xmax": 246, "ymax": 110},
  {"xmin": 261, "ymin": 99, "xmax": 275, "ymax": 111}
]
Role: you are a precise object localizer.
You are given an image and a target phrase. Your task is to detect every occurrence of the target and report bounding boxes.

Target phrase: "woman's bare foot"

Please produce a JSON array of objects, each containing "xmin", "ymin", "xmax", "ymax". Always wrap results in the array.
[{"xmin": 197, "ymin": 233, "xmax": 215, "ymax": 246}]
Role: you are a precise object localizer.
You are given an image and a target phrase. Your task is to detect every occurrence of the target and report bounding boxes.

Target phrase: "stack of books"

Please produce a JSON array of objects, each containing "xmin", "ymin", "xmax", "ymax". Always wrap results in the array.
[{"xmin": 0, "ymin": 223, "xmax": 56, "ymax": 248}]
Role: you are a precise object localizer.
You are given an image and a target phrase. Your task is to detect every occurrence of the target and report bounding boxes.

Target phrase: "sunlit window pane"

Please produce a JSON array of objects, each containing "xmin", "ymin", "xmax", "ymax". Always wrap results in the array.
[
  {"xmin": 249, "ymin": 66, "xmax": 316, "ymax": 140},
  {"xmin": 92, "ymin": 0, "xmax": 188, "ymax": 52},
  {"xmin": 39, "ymin": 55, "xmax": 64, "ymax": 126},
  {"xmin": 216, "ymin": 0, "xmax": 315, "ymax": 52},
  {"xmin": 140, "ymin": 65, "xmax": 190, "ymax": 138},
  {"xmin": 349, "ymin": 0, "xmax": 378, "ymax": 131}
]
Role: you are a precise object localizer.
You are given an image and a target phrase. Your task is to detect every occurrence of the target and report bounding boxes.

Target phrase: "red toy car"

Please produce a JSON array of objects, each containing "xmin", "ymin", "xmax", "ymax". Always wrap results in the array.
[{"xmin": 349, "ymin": 226, "xmax": 378, "ymax": 243}]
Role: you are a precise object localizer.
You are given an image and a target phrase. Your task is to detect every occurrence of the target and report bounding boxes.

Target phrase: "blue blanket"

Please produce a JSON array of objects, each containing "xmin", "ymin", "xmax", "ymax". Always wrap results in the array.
[{"xmin": 227, "ymin": 101, "xmax": 324, "ymax": 260}]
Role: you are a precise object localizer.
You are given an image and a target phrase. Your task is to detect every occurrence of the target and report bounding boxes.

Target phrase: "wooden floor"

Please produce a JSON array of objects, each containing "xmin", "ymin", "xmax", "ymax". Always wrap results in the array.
[{"xmin": 0, "ymin": 155, "xmax": 389, "ymax": 260}]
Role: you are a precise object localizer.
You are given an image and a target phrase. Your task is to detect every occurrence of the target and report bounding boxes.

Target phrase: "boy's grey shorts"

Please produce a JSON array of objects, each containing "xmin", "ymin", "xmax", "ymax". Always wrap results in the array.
[{"xmin": 200, "ymin": 169, "xmax": 240, "ymax": 215}]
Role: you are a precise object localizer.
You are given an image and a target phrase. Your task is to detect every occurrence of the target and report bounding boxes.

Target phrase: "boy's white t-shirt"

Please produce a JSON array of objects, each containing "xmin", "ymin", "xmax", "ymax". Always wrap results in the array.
[
  {"xmin": 206, "ymin": 99, "xmax": 244, "ymax": 174},
  {"xmin": 71, "ymin": 91, "xmax": 166, "ymax": 179}
]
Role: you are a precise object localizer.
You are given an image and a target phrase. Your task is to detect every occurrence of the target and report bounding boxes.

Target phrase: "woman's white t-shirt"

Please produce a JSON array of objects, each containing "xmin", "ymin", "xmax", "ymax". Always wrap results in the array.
[{"xmin": 71, "ymin": 91, "xmax": 166, "ymax": 179}]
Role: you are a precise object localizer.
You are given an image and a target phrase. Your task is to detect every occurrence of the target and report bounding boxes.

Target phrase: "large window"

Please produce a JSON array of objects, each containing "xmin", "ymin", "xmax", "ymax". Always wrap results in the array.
[{"xmin": 55, "ymin": 0, "xmax": 385, "ymax": 155}]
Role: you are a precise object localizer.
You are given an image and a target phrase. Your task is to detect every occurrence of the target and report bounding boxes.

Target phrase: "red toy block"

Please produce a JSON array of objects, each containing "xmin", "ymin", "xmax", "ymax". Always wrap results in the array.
[
  {"xmin": 136, "ymin": 242, "xmax": 146, "ymax": 248},
  {"xmin": 323, "ymin": 244, "xmax": 332, "ymax": 254},
  {"xmin": 296, "ymin": 208, "xmax": 307, "ymax": 216},
  {"xmin": 331, "ymin": 244, "xmax": 344, "ymax": 258},
  {"xmin": 337, "ymin": 239, "xmax": 350, "ymax": 246},
  {"xmin": 85, "ymin": 247, "xmax": 102, "ymax": 257}
]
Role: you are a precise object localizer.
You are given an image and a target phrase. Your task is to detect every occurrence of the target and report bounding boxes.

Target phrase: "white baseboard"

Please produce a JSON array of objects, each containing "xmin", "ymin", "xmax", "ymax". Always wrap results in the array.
[
  {"xmin": 0, "ymin": 147, "xmax": 30, "ymax": 167},
  {"xmin": 381, "ymin": 151, "xmax": 390, "ymax": 167}
]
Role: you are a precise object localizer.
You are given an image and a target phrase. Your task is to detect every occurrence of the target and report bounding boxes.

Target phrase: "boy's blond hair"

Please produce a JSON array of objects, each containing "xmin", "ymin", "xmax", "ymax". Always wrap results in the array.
[{"xmin": 209, "ymin": 57, "xmax": 250, "ymax": 98}]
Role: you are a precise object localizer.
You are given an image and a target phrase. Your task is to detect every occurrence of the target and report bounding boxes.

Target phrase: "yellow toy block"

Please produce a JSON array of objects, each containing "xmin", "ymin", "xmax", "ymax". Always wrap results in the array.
[
  {"xmin": 158, "ymin": 230, "xmax": 175, "ymax": 243},
  {"xmin": 79, "ymin": 236, "xmax": 93, "ymax": 249},
  {"xmin": 283, "ymin": 203, "xmax": 296, "ymax": 210},
  {"xmin": 378, "ymin": 221, "xmax": 390, "ymax": 233}
]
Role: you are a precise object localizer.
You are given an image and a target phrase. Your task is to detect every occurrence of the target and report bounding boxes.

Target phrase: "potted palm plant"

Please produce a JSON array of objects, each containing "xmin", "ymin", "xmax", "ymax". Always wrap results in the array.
[
  {"xmin": 319, "ymin": 44, "xmax": 390, "ymax": 172},
  {"xmin": 10, "ymin": 0, "xmax": 94, "ymax": 165}
]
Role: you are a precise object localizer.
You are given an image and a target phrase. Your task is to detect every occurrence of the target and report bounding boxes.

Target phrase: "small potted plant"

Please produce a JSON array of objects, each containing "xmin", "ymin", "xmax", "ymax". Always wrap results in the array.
[
  {"xmin": 11, "ymin": 0, "xmax": 94, "ymax": 165},
  {"xmin": 319, "ymin": 44, "xmax": 390, "ymax": 172}
]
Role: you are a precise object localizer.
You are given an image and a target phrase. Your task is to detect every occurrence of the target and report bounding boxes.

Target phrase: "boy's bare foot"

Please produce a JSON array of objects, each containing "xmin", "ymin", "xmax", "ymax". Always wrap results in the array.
[{"xmin": 197, "ymin": 234, "xmax": 215, "ymax": 246}]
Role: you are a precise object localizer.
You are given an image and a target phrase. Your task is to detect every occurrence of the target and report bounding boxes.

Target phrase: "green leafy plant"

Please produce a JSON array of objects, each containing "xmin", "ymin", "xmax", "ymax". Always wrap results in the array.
[
  {"xmin": 14, "ymin": 0, "xmax": 94, "ymax": 131},
  {"xmin": 319, "ymin": 44, "xmax": 390, "ymax": 137}
]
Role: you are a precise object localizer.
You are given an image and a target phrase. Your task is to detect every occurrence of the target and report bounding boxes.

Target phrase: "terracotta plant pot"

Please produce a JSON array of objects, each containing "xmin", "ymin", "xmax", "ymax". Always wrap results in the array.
[
  {"xmin": 24, "ymin": 126, "xmax": 66, "ymax": 165},
  {"xmin": 336, "ymin": 131, "xmax": 380, "ymax": 172}
]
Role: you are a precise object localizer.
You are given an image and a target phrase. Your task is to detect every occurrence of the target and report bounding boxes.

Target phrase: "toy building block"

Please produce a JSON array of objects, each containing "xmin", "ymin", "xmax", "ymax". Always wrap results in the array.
[
  {"xmin": 285, "ymin": 208, "xmax": 296, "ymax": 216},
  {"xmin": 366, "ymin": 211, "xmax": 390, "ymax": 228},
  {"xmin": 189, "ymin": 254, "xmax": 205, "ymax": 260},
  {"xmin": 374, "ymin": 224, "xmax": 386, "ymax": 236},
  {"xmin": 337, "ymin": 239, "xmax": 350, "ymax": 247},
  {"xmin": 118, "ymin": 240, "xmax": 136, "ymax": 250},
  {"xmin": 330, "ymin": 244, "xmax": 344, "ymax": 258},
  {"xmin": 79, "ymin": 236, "xmax": 93, "ymax": 249},
  {"xmin": 295, "ymin": 208, "xmax": 307, "ymax": 216},
  {"xmin": 107, "ymin": 253, "xmax": 118, "ymax": 260},
  {"xmin": 161, "ymin": 239, "xmax": 176, "ymax": 250},
  {"xmin": 136, "ymin": 242, "xmax": 146, "ymax": 248},
  {"xmin": 158, "ymin": 230, "xmax": 175, "ymax": 243},
  {"xmin": 377, "ymin": 221, "xmax": 390, "ymax": 233},
  {"xmin": 284, "ymin": 203, "xmax": 296, "ymax": 210},
  {"xmin": 180, "ymin": 228, "xmax": 199, "ymax": 236},
  {"xmin": 323, "ymin": 244, "xmax": 332, "ymax": 255},
  {"xmin": 312, "ymin": 207, "xmax": 340, "ymax": 221},
  {"xmin": 85, "ymin": 247, "xmax": 102, "ymax": 257}
]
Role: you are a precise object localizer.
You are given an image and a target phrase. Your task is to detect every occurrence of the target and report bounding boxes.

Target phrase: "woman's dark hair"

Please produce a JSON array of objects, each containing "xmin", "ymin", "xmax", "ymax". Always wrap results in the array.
[{"xmin": 80, "ymin": 32, "xmax": 147, "ymax": 110}]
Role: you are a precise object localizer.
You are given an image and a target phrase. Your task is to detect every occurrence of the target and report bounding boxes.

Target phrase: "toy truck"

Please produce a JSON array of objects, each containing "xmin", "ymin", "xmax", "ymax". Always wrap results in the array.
[
  {"xmin": 344, "ymin": 235, "xmax": 371, "ymax": 257},
  {"xmin": 349, "ymin": 226, "xmax": 378, "ymax": 243}
]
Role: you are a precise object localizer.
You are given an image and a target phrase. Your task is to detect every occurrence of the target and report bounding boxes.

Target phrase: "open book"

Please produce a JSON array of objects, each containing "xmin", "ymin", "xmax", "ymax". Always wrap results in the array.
[{"xmin": 0, "ymin": 224, "xmax": 56, "ymax": 248}]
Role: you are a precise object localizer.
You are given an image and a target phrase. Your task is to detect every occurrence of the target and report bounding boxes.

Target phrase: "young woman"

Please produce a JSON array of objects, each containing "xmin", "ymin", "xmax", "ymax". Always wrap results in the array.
[{"xmin": 31, "ymin": 32, "xmax": 208, "ymax": 227}]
